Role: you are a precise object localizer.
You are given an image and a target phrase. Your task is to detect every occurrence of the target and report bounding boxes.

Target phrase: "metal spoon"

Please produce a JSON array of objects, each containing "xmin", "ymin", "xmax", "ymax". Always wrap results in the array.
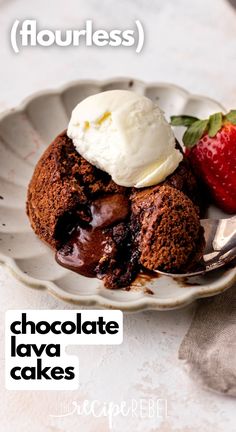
[{"xmin": 155, "ymin": 216, "xmax": 236, "ymax": 278}]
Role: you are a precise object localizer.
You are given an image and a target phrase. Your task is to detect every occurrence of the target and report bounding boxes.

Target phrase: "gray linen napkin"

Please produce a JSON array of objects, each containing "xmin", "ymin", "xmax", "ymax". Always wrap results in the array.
[{"xmin": 179, "ymin": 284, "xmax": 236, "ymax": 396}]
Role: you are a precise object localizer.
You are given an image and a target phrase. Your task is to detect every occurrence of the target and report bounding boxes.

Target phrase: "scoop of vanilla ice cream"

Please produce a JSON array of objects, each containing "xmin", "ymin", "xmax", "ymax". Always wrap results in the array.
[{"xmin": 67, "ymin": 90, "xmax": 183, "ymax": 188}]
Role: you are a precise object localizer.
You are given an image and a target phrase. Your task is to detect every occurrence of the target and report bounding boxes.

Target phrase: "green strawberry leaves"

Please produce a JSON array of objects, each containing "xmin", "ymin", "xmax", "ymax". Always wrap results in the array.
[
  {"xmin": 170, "ymin": 115, "xmax": 199, "ymax": 127},
  {"xmin": 208, "ymin": 112, "xmax": 222, "ymax": 137},
  {"xmin": 182, "ymin": 120, "xmax": 209, "ymax": 148},
  {"xmin": 170, "ymin": 110, "xmax": 236, "ymax": 148},
  {"xmin": 225, "ymin": 110, "xmax": 236, "ymax": 125},
  {"xmin": 170, "ymin": 115, "xmax": 209, "ymax": 147}
]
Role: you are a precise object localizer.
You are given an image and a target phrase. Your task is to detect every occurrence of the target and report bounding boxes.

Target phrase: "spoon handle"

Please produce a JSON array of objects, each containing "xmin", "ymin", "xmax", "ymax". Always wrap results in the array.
[{"xmin": 213, "ymin": 216, "xmax": 236, "ymax": 251}]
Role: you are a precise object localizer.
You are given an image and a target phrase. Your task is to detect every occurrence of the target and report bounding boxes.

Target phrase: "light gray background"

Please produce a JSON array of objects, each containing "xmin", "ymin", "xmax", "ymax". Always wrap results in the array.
[{"xmin": 0, "ymin": 0, "xmax": 236, "ymax": 431}]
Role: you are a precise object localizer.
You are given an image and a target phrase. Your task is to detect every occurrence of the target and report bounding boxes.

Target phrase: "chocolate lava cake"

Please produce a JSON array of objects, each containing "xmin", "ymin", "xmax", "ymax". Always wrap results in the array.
[{"xmin": 27, "ymin": 130, "xmax": 203, "ymax": 289}]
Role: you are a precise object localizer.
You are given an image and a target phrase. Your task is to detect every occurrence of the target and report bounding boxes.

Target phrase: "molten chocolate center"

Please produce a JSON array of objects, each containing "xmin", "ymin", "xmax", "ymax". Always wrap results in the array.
[{"xmin": 56, "ymin": 194, "xmax": 129, "ymax": 277}]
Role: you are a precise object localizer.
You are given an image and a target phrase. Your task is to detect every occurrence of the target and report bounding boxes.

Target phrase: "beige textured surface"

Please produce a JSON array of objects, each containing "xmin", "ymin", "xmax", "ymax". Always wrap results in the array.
[
  {"xmin": 179, "ymin": 285, "xmax": 236, "ymax": 396},
  {"xmin": 0, "ymin": 0, "xmax": 236, "ymax": 431}
]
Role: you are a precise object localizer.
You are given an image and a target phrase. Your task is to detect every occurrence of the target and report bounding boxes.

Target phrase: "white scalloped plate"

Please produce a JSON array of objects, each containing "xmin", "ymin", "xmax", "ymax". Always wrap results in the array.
[{"xmin": 0, "ymin": 78, "xmax": 235, "ymax": 311}]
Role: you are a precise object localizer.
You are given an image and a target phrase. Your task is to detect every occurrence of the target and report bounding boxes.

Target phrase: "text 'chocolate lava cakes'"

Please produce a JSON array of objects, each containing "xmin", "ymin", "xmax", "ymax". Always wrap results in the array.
[{"xmin": 27, "ymin": 130, "xmax": 204, "ymax": 289}]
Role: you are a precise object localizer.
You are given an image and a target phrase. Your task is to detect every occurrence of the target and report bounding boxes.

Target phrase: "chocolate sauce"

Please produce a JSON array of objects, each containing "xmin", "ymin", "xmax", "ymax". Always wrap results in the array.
[
  {"xmin": 125, "ymin": 268, "xmax": 160, "ymax": 290},
  {"xmin": 56, "ymin": 227, "xmax": 112, "ymax": 277},
  {"xmin": 56, "ymin": 194, "xmax": 129, "ymax": 277},
  {"xmin": 90, "ymin": 194, "xmax": 129, "ymax": 228}
]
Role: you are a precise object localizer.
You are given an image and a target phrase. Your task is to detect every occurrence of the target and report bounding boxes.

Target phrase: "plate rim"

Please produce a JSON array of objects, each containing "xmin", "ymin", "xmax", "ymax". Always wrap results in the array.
[{"xmin": 0, "ymin": 78, "xmax": 235, "ymax": 311}]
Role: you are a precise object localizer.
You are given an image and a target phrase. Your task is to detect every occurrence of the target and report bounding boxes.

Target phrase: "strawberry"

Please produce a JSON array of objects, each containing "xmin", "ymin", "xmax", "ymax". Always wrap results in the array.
[{"xmin": 170, "ymin": 111, "xmax": 236, "ymax": 214}]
